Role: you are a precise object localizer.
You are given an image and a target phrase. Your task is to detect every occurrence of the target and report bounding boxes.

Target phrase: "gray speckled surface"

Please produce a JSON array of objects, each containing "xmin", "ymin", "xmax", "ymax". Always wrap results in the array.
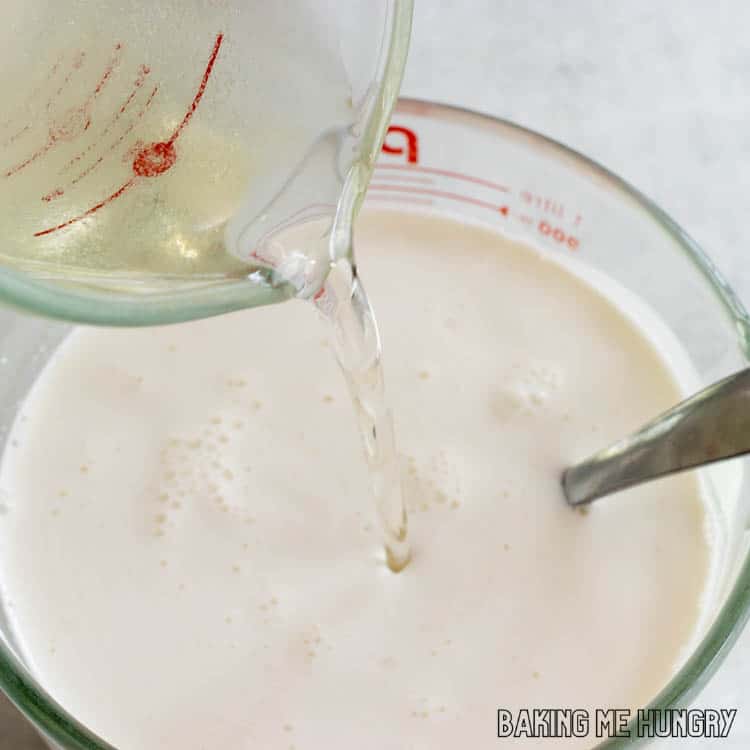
[{"xmin": 2, "ymin": 2, "xmax": 750, "ymax": 746}]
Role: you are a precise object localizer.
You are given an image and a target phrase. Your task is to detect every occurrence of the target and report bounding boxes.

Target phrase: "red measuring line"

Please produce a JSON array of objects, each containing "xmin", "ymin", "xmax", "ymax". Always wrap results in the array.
[
  {"xmin": 365, "ymin": 194, "xmax": 434, "ymax": 207},
  {"xmin": 4, "ymin": 47, "xmax": 120, "ymax": 179},
  {"xmin": 374, "ymin": 164, "xmax": 509, "ymax": 194},
  {"xmin": 368, "ymin": 184, "xmax": 508, "ymax": 216},
  {"xmin": 68, "ymin": 84, "xmax": 159, "ymax": 189},
  {"xmin": 166, "ymin": 33, "xmax": 223, "ymax": 147},
  {"xmin": 1, "ymin": 124, "xmax": 31, "ymax": 149},
  {"xmin": 4, "ymin": 141, "xmax": 54, "ymax": 178},
  {"xmin": 62, "ymin": 64, "xmax": 152, "ymax": 175},
  {"xmin": 47, "ymin": 45, "xmax": 118, "ymax": 143},
  {"xmin": 88, "ymin": 45, "xmax": 122, "ymax": 103},
  {"xmin": 34, "ymin": 33, "xmax": 224, "ymax": 238},
  {"xmin": 116, "ymin": 66, "xmax": 152, "ymax": 118},
  {"xmin": 44, "ymin": 84, "xmax": 159, "ymax": 202},
  {"xmin": 35, "ymin": 179, "xmax": 136, "ymax": 238},
  {"xmin": 371, "ymin": 173, "xmax": 435, "ymax": 185},
  {"xmin": 47, "ymin": 51, "xmax": 86, "ymax": 115}
]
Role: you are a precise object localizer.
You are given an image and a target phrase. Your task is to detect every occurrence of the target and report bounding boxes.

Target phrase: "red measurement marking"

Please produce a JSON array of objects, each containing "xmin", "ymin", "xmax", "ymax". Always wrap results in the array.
[
  {"xmin": 47, "ymin": 52, "xmax": 86, "ymax": 114},
  {"xmin": 382, "ymin": 126, "xmax": 419, "ymax": 163},
  {"xmin": 63, "ymin": 65, "xmax": 152, "ymax": 175},
  {"xmin": 68, "ymin": 155, "xmax": 104, "ymax": 189},
  {"xmin": 167, "ymin": 33, "xmax": 223, "ymax": 146},
  {"xmin": 4, "ymin": 142, "xmax": 54, "ymax": 178},
  {"xmin": 520, "ymin": 190, "xmax": 565, "ymax": 218},
  {"xmin": 118, "ymin": 67, "xmax": 151, "ymax": 115},
  {"xmin": 132, "ymin": 141, "xmax": 177, "ymax": 177},
  {"xmin": 49, "ymin": 105, "xmax": 92, "ymax": 143},
  {"xmin": 4, "ymin": 46, "xmax": 120, "ymax": 179},
  {"xmin": 1, "ymin": 124, "xmax": 31, "ymax": 149},
  {"xmin": 125, "ymin": 31, "xmax": 223, "ymax": 182},
  {"xmin": 108, "ymin": 85, "xmax": 159, "ymax": 147},
  {"xmin": 34, "ymin": 179, "xmax": 135, "ymax": 238},
  {"xmin": 65, "ymin": 85, "xmax": 159, "ymax": 191},
  {"xmin": 42, "ymin": 188, "xmax": 64, "ymax": 203},
  {"xmin": 368, "ymin": 184, "xmax": 508, "ymax": 216},
  {"xmin": 49, "ymin": 45, "xmax": 120, "ymax": 141},
  {"xmin": 372, "ymin": 173, "xmax": 434, "ymax": 185},
  {"xmin": 34, "ymin": 34, "xmax": 224, "ymax": 238},
  {"xmin": 366, "ymin": 194, "xmax": 434, "ymax": 207},
  {"xmin": 88, "ymin": 45, "xmax": 122, "ymax": 102},
  {"xmin": 538, "ymin": 220, "xmax": 579, "ymax": 250},
  {"xmin": 375, "ymin": 164, "xmax": 509, "ymax": 194}
]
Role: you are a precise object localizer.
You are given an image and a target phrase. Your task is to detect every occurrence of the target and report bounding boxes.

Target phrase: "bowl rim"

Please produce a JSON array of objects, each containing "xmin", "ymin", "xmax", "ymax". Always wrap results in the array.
[{"xmin": 1, "ymin": 96, "xmax": 749, "ymax": 749}]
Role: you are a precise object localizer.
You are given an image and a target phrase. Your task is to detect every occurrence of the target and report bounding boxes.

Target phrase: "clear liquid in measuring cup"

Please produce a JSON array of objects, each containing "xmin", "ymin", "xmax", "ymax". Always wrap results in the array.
[
  {"xmin": 0, "ymin": 2, "xmax": 382, "ymax": 290},
  {"xmin": 0, "ymin": 0, "xmax": 411, "ymax": 569}
]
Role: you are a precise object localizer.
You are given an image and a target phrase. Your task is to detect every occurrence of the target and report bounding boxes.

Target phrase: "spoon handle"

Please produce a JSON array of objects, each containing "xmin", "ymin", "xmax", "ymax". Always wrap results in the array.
[{"xmin": 562, "ymin": 368, "xmax": 750, "ymax": 506}]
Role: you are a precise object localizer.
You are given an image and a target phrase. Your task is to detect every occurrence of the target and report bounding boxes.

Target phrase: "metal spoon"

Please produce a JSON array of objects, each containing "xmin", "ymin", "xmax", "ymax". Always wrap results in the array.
[{"xmin": 562, "ymin": 368, "xmax": 750, "ymax": 506}]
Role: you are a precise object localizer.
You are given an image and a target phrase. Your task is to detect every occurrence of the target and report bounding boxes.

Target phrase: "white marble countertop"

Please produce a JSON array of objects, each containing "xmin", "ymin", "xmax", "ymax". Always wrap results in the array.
[{"xmin": 2, "ymin": 2, "xmax": 750, "ymax": 746}]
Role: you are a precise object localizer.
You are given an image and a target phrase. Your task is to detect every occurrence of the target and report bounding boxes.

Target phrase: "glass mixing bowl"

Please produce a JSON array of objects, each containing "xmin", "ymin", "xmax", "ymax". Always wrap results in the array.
[{"xmin": 0, "ymin": 98, "xmax": 749, "ymax": 748}]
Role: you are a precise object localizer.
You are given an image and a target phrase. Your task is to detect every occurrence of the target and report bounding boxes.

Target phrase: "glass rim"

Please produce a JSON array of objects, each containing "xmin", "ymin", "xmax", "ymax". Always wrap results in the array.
[
  {"xmin": 391, "ymin": 97, "xmax": 750, "ymax": 748},
  {"xmin": 2, "ymin": 97, "xmax": 749, "ymax": 750}
]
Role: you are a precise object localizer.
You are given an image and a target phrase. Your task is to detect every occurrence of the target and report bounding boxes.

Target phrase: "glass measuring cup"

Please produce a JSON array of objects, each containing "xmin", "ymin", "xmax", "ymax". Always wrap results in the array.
[
  {"xmin": 371, "ymin": 100, "xmax": 750, "ymax": 748},
  {"xmin": 0, "ymin": 1, "xmax": 413, "ymax": 325},
  {"xmin": 1, "ymin": 99, "xmax": 749, "ymax": 748}
]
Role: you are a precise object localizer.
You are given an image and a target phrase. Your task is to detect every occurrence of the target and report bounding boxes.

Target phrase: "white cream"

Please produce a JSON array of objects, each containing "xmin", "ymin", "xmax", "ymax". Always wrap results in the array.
[{"xmin": 0, "ymin": 210, "xmax": 714, "ymax": 749}]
